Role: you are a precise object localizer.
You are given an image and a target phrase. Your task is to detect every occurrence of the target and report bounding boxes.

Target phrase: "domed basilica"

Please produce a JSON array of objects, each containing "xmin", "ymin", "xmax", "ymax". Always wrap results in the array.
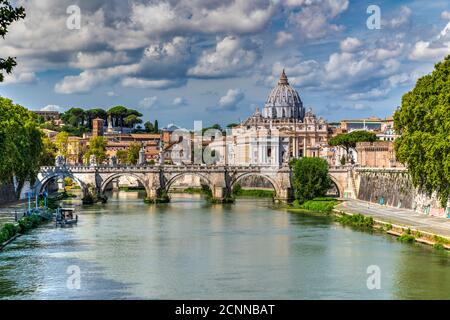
[{"xmin": 210, "ymin": 70, "xmax": 330, "ymax": 166}]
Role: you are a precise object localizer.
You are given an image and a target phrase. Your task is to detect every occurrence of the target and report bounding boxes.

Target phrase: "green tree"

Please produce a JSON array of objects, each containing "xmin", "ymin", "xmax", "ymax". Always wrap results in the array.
[
  {"xmin": 290, "ymin": 157, "xmax": 331, "ymax": 204},
  {"xmin": 61, "ymin": 108, "xmax": 86, "ymax": 127},
  {"xmin": 54, "ymin": 132, "xmax": 69, "ymax": 158},
  {"xmin": 0, "ymin": 1, "xmax": 26, "ymax": 82},
  {"xmin": 108, "ymin": 106, "xmax": 128, "ymax": 128},
  {"xmin": 40, "ymin": 137, "xmax": 57, "ymax": 166},
  {"xmin": 144, "ymin": 121, "xmax": 154, "ymax": 133},
  {"xmin": 85, "ymin": 108, "xmax": 107, "ymax": 129},
  {"xmin": 329, "ymin": 131, "xmax": 378, "ymax": 162},
  {"xmin": 124, "ymin": 114, "xmax": 143, "ymax": 128},
  {"xmin": 116, "ymin": 150, "xmax": 128, "ymax": 165},
  {"xmin": 154, "ymin": 120, "xmax": 159, "ymax": 133},
  {"xmin": 127, "ymin": 142, "xmax": 141, "ymax": 165},
  {"xmin": 394, "ymin": 55, "xmax": 450, "ymax": 206},
  {"xmin": 0, "ymin": 97, "xmax": 42, "ymax": 198},
  {"xmin": 85, "ymin": 136, "xmax": 107, "ymax": 164}
]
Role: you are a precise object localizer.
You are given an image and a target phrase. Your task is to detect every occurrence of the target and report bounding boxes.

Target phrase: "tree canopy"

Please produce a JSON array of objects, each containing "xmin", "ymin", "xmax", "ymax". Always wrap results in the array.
[
  {"xmin": 0, "ymin": 97, "xmax": 43, "ymax": 198},
  {"xmin": 0, "ymin": 0, "xmax": 26, "ymax": 82},
  {"xmin": 127, "ymin": 142, "xmax": 141, "ymax": 165},
  {"xmin": 329, "ymin": 130, "xmax": 378, "ymax": 162},
  {"xmin": 84, "ymin": 136, "xmax": 107, "ymax": 164},
  {"xmin": 59, "ymin": 106, "xmax": 144, "ymax": 136},
  {"xmin": 394, "ymin": 55, "xmax": 450, "ymax": 206},
  {"xmin": 290, "ymin": 157, "xmax": 331, "ymax": 204}
]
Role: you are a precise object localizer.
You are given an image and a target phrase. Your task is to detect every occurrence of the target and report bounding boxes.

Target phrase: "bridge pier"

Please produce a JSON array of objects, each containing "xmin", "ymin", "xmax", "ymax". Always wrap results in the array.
[
  {"xmin": 274, "ymin": 188, "xmax": 293, "ymax": 204},
  {"xmin": 144, "ymin": 187, "xmax": 170, "ymax": 204},
  {"xmin": 112, "ymin": 179, "xmax": 120, "ymax": 192}
]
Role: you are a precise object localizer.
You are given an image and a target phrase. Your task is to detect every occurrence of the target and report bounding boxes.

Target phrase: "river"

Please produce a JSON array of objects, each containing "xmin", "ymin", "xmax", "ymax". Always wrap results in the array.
[{"xmin": 0, "ymin": 191, "xmax": 449, "ymax": 300}]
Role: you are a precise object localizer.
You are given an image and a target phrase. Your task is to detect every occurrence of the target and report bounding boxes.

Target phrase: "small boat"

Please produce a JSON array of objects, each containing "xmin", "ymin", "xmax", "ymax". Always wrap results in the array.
[{"xmin": 56, "ymin": 208, "xmax": 78, "ymax": 227}]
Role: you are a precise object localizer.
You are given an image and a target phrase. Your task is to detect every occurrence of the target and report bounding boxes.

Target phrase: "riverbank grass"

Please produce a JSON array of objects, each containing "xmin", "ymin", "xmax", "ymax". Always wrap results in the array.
[
  {"xmin": 0, "ymin": 215, "xmax": 45, "ymax": 249},
  {"xmin": 288, "ymin": 198, "xmax": 339, "ymax": 213}
]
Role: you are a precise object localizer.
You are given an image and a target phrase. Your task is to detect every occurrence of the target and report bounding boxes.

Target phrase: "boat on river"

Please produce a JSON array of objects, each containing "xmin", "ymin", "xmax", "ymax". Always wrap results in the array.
[{"xmin": 56, "ymin": 208, "xmax": 78, "ymax": 227}]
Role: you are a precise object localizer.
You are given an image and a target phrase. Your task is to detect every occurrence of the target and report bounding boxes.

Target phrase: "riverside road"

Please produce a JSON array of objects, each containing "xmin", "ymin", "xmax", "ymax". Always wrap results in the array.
[{"xmin": 337, "ymin": 200, "xmax": 450, "ymax": 238}]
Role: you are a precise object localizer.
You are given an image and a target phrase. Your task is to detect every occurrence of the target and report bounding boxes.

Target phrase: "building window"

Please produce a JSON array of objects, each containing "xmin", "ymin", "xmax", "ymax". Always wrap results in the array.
[{"xmin": 267, "ymin": 148, "xmax": 272, "ymax": 158}]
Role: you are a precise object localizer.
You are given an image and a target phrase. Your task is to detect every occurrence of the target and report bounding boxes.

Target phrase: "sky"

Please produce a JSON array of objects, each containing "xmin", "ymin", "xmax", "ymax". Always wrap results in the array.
[{"xmin": 1, "ymin": 0, "xmax": 450, "ymax": 129}]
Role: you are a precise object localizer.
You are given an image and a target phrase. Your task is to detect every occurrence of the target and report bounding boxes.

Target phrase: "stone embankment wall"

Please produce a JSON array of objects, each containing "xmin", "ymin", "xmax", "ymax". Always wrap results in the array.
[{"xmin": 357, "ymin": 170, "xmax": 449, "ymax": 218}]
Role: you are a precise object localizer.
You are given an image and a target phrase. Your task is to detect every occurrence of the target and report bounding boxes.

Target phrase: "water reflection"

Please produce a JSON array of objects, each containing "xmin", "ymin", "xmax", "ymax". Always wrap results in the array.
[{"xmin": 0, "ymin": 191, "xmax": 449, "ymax": 300}]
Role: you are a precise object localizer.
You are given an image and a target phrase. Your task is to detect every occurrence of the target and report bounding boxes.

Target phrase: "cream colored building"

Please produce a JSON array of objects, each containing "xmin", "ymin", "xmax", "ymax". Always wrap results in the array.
[{"xmin": 209, "ymin": 70, "xmax": 330, "ymax": 166}]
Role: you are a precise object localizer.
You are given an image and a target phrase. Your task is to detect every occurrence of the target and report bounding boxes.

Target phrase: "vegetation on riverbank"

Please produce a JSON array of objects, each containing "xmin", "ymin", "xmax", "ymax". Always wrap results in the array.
[
  {"xmin": 288, "ymin": 198, "xmax": 339, "ymax": 213},
  {"xmin": 336, "ymin": 214, "xmax": 375, "ymax": 229},
  {"xmin": 290, "ymin": 158, "xmax": 331, "ymax": 204},
  {"xmin": 232, "ymin": 185, "xmax": 275, "ymax": 198},
  {"xmin": 0, "ymin": 215, "xmax": 45, "ymax": 249}
]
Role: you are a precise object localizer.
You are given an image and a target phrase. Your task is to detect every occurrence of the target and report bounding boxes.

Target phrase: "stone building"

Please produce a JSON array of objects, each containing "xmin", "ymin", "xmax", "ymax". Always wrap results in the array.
[
  {"xmin": 209, "ymin": 70, "xmax": 330, "ymax": 166},
  {"xmin": 356, "ymin": 141, "xmax": 404, "ymax": 168}
]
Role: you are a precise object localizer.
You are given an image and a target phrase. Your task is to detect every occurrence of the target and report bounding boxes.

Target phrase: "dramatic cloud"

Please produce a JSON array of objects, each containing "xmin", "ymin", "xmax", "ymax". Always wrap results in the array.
[
  {"xmin": 340, "ymin": 37, "xmax": 362, "ymax": 53},
  {"xmin": 219, "ymin": 89, "xmax": 245, "ymax": 110},
  {"xmin": 409, "ymin": 22, "xmax": 450, "ymax": 61},
  {"xmin": 275, "ymin": 31, "xmax": 294, "ymax": 47},
  {"xmin": 188, "ymin": 36, "xmax": 262, "ymax": 78},
  {"xmin": 288, "ymin": 0, "xmax": 349, "ymax": 39}
]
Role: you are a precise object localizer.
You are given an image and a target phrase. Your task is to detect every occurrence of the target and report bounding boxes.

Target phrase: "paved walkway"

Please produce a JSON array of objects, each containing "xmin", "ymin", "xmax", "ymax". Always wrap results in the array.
[{"xmin": 336, "ymin": 200, "xmax": 450, "ymax": 238}]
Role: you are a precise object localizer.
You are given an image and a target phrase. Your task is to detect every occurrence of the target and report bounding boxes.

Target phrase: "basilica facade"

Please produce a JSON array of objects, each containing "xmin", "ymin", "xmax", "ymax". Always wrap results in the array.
[{"xmin": 210, "ymin": 70, "xmax": 330, "ymax": 166}]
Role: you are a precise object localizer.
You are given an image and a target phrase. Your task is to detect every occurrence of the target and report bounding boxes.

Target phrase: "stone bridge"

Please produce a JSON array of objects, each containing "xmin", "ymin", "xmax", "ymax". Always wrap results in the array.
[{"xmin": 35, "ymin": 165, "xmax": 354, "ymax": 204}]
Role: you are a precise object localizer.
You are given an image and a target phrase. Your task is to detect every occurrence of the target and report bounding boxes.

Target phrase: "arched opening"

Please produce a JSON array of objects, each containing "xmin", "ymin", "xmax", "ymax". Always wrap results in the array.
[
  {"xmin": 101, "ymin": 173, "xmax": 148, "ymax": 201},
  {"xmin": 165, "ymin": 173, "xmax": 214, "ymax": 201},
  {"xmin": 328, "ymin": 177, "xmax": 342, "ymax": 198},
  {"xmin": 38, "ymin": 173, "xmax": 86, "ymax": 202},
  {"xmin": 231, "ymin": 173, "xmax": 279, "ymax": 200}
]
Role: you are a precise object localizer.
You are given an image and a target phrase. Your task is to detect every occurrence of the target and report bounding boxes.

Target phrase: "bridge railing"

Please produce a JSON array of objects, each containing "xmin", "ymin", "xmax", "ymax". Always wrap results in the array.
[{"xmin": 40, "ymin": 164, "xmax": 292, "ymax": 172}]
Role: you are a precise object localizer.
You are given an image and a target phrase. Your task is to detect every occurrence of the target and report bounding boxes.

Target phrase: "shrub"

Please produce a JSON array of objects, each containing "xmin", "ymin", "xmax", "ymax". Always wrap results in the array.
[
  {"xmin": 398, "ymin": 233, "xmax": 416, "ymax": 243},
  {"xmin": 337, "ymin": 214, "xmax": 374, "ymax": 228}
]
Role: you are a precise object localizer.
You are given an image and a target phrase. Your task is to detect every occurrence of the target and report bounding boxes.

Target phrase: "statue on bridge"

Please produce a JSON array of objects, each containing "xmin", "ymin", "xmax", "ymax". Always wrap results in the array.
[
  {"xmin": 89, "ymin": 154, "xmax": 97, "ymax": 167},
  {"xmin": 110, "ymin": 155, "xmax": 118, "ymax": 167},
  {"xmin": 55, "ymin": 155, "xmax": 66, "ymax": 167}
]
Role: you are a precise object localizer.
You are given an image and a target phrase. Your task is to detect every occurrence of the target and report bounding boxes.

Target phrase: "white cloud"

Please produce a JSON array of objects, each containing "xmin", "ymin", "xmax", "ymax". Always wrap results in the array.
[
  {"xmin": 188, "ymin": 36, "xmax": 261, "ymax": 78},
  {"xmin": 107, "ymin": 91, "xmax": 118, "ymax": 97},
  {"xmin": 173, "ymin": 97, "xmax": 188, "ymax": 106},
  {"xmin": 130, "ymin": 0, "xmax": 276, "ymax": 36},
  {"xmin": 441, "ymin": 11, "xmax": 450, "ymax": 20},
  {"xmin": 340, "ymin": 37, "xmax": 362, "ymax": 53},
  {"xmin": 409, "ymin": 22, "xmax": 450, "ymax": 61},
  {"xmin": 275, "ymin": 31, "xmax": 294, "ymax": 47},
  {"xmin": 1, "ymin": 71, "xmax": 37, "ymax": 85},
  {"xmin": 121, "ymin": 78, "xmax": 186, "ymax": 90},
  {"xmin": 288, "ymin": 0, "xmax": 349, "ymax": 39},
  {"xmin": 55, "ymin": 64, "xmax": 138, "ymax": 94},
  {"xmin": 139, "ymin": 97, "xmax": 158, "ymax": 109},
  {"xmin": 219, "ymin": 89, "xmax": 245, "ymax": 110},
  {"xmin": 386, "ymin": 6, "xmax": 412, "ymax": 29},
  {"xmin": 40, "ymin": 105, "xmax": 61, "ymax": 112},
  {"xmin": 71, "ymin": 51, "xmax": 130, "ymax": 69},
  {"xmin": 409, "ymin": 41, "xmax": 450, "ymax": 61}
]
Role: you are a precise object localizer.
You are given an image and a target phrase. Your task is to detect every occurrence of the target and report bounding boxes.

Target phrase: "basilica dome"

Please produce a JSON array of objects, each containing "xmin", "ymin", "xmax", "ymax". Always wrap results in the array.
[{"xmin": 262, "ymin": 70, "xmax": 305, "ymax": 120}]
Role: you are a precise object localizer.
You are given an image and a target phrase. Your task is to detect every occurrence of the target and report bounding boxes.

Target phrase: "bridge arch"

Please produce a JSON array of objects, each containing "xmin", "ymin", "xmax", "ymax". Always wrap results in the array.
[
  {"xmin": 37, "ymin": 172, "xmax": 87, "ymax": 196},
  {"xmin": 164, "ymin": 172, "xmax": 215, "ymax": 193},
  {"xmin": 329, "ymin": 175, "xmax": 344, "ymax": 198},
  {"xmin": 100, "ymin": 173, "xmax": 149, "ymax": 196},
  {"xmin": 230, "ymin": 172, "xmax": 282, "ymax": 198}
]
